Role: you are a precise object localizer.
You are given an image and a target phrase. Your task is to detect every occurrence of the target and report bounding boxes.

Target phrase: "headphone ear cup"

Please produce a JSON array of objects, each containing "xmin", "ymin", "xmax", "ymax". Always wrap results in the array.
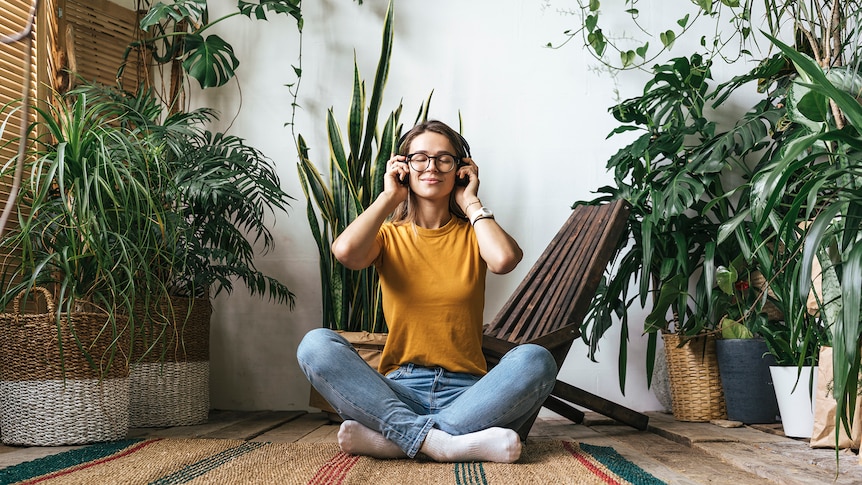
[
  {"xmin": 397, "ymin": 132, "xmax": 408, "ymax": 155},
  {"xmin": 458, "ymin": 133, "xmax": 471, "ymax": 158}
]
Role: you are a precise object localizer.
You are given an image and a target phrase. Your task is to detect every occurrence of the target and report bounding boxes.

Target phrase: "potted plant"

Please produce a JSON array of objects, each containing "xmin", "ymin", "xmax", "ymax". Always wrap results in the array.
[
  {"xmin": 296, "ymin": 0, "xmax": 398, "ymax": 336},
  {"xmin": 573, "ymin": 53, "xmax": 788, "ymax": 421},
  {"xmin": 563, "ymin": 0, "xmax": 862, "ymax": 427},
  {"xmin": 712, "ymin": 260, "xmax": 781, "ymax": 424},
  {"xmin": 721, "ymin": 34, "xmax": 861, "ymax": 442},
  {"xmin": 0, "ymin": 86, "xmax": 171, "ymax": 445},
  {"xmin": 73, "ymin": 81, "xmax": 296, "ymax": 427}
]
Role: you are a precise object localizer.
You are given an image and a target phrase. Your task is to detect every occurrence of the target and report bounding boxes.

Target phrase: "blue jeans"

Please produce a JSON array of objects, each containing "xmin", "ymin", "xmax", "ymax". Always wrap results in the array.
[{"xmin": 296, "ymin": 328, "xmax": 557, "ymax": 458}]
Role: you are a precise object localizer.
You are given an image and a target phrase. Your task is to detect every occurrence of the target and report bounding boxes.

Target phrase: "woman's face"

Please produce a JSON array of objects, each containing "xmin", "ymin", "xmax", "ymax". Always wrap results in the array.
[{"xmin": 405, "ymin": 132, "xmax": 458, "ymax": 200}]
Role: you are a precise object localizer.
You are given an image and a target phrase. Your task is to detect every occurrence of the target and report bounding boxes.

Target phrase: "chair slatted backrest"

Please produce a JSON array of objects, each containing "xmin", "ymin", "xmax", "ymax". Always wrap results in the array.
[{"xmin": 483, "ymin": 200, "xmax": 629, "ymax": 358}]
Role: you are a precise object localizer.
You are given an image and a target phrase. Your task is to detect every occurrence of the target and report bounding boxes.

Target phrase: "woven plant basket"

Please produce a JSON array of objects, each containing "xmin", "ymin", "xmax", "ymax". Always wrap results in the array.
[
  {"xmin": 130, "ymin": 295, "xmax": 211, "ymax": 427},
  {"xmin": 0, "ymin": 287, "xmax": 130, "ymax": 446},
  {"xmin": 662, "ymin": 333, "xmax": 727, "ymax": 422}
]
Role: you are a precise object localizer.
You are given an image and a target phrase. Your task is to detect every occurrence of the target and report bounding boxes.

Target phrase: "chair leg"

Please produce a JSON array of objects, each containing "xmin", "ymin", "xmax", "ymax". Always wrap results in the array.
[
  {"xmin": 542, "ymin": 395, "xmax": 585, "ymax": 424},
  {"xmin": 515, "ymin": 409, "xmax": 540, "ymax": 442},
  {"xmin": 552, "ymin": 379, "xmax": 649, "ymax": 430}
]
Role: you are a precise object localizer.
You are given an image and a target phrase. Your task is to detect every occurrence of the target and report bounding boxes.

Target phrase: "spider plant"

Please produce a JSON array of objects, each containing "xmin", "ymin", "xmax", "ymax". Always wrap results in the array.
[{"xmin": 0, "ymin": 86, "xmax": 171, "ymax": 371}]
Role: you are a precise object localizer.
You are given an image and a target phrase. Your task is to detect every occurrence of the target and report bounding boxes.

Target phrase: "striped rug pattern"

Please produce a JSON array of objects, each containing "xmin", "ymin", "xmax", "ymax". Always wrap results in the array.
[{"xmin": 0, "ymin": 438, "xmax": 666, "ymax": 484}]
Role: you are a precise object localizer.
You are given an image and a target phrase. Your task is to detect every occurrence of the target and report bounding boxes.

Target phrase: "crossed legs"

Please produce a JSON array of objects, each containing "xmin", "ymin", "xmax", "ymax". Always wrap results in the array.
[{"xmin": 296, "ymin": 328, "xmax": 557, "ymax": 462}]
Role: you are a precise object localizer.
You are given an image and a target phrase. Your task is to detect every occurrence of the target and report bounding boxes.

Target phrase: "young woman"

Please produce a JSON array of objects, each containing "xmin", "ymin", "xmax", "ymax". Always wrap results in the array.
[{"xmin": 296, "ymin": 120, "xmax": 557, "ymax": 463}]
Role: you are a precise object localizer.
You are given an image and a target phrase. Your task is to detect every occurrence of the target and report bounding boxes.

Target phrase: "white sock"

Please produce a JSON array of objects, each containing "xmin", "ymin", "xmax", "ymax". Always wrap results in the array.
[
  {"xmin": 337, "ymin": 420, "xmax": 406, "ymax": 459},
  {"xmin": 419, "ymin": 427, "xmax": 522, "ymax": 463}
]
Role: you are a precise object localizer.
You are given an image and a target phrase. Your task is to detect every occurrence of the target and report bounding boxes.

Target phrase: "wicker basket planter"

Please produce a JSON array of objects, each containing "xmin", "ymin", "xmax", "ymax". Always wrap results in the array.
[
  {"xmin": 0, "ymin": 287, "xmax": 130, "ymax": 446},
  {"xmin": 130, "ymin": 296, "xmax": 211, "ymax": 427},
  {"xmin": 662, "ymin": 333, "xmax": 727, "ymax": 422}
]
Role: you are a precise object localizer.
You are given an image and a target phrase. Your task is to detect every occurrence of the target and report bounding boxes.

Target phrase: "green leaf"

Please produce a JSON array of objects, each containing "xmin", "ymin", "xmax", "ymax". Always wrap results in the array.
[
  {"xmin": 796, "ymin": 90, "xmax": 830, "ymax": 122},
  {"xmin": 585, "ymin": 14, "xmax": 598, "ymax": 33},
  {"xmin": 589, "ymin": 0, "xmax": 600, "ymax": 12},
  {"xmin": 140, "ymin": 0, "xmax": 207, "ymax": 30},
  {"xmin": 721, "ymin": 319, "xmax": 753, "ymax": 339},
  {"xmin": 588, "ymin": 30, "xmax": 606, "ymax": 56},
  {"xmin": 621, "ymin": 50, "xmax": 636, "ymax": 67},
  {"xmin": 695, "ymin": 0, "xmax": 714, "ymax": 14},
  {"xmin": 677, "ymin": 14, "xmax": 690, "ymax": 28},
  {"xmin": 644, "ymin": 274, "xmax": 688, "ymax": 333},
  {"xmin": 347, "ymin": 58, "xmax": 365, "ymax": 164},
  {"xmin": 238, "ymin": 0, "xmax": 302, "ymax": 24},
  {"xmin": 660, "ymin": 30, "xmax": 677, "ymax": 49},
  {"xmin": 799, "ymin": 202, "xmax": 844, "ymax": 300},
  {"xmin": 769, "ymin": 34, "xmax": 862, "ymax": 129},
  {"xmin": 359, "ymin": 0, "xmax": 394, "ymax": 166},
  {"xmin": 715, "ymin": 265, "xmax": 737, "ymax": 295},
  {"xmin": 635, "ymin": 43, "xmax": 649, "ymax": 59},
  {"xmin": 181, "ymin": 34, "xmax": 240, "ymax": 88}
]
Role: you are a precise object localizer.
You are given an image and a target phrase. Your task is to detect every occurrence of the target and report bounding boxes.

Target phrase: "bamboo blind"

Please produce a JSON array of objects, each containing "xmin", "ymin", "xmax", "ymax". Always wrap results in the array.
[
  {"xmin": 62, "ymin": 0, "xmax": 145, "ymax": 91},
  {"xmin": 0, "ymin": 0, "xmax": 143, "ymax": 296},
  {"xmin": 0, "ymin": 0, "xmax": 38, "ymax": 290}
]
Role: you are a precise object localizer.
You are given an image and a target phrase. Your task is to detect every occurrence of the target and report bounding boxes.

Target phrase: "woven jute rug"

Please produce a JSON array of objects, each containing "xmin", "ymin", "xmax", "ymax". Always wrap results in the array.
[{"xmin": 0, "ymin": 438, "xmax": 666, "ymax": 485}]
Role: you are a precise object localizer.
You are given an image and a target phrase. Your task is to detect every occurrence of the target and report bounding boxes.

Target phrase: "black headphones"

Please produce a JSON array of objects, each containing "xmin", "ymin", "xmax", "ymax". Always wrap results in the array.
[{"xmin": 397, "ymin": 125, "xmax": 471, "ymax": 159}]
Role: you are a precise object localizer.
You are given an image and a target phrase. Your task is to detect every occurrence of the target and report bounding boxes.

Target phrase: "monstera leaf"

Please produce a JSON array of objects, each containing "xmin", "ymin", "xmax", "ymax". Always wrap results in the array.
[
  {"xmin": 133, "ymin": 0, "xmax": 303, "ymax": 90},
  {"xmin": 182, "ymin": 34, "xmax": 240, "ymax": 89}
]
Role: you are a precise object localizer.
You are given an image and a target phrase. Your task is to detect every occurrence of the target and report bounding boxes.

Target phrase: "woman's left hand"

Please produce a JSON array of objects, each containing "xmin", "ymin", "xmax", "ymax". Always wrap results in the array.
[{"xmin": 455, "ymin": 157, "xmax": 480, "ymax": 210}]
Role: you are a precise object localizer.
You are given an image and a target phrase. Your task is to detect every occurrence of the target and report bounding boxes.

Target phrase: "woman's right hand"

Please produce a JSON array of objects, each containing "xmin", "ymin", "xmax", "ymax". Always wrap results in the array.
[
  {"xmin": 333, "ymin": 155, "xmax": 408, "ymax": 270},
  {"xmin": 383, "ymin": 155, "xmax": 410, "ymax": 201}
]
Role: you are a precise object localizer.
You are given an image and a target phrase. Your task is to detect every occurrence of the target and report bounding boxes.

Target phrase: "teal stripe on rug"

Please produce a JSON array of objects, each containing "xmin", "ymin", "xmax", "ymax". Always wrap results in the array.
[
  {"xmin": 0, "ymin": 439, "xmax": 145, "ymax": 485},
  {"xmin": 149, "ymin": 441, "xmax": 267, "ymax": 485},
  {"xmin": 453, "ymin": 461, "xmax": 487, "ymax": 485},
  {"xmin": 579, "ymin": 442, "xmax": 667, "ymax": 485}
]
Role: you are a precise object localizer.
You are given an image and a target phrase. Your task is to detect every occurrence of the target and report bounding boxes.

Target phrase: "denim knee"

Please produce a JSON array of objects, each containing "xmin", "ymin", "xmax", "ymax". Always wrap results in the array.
[
  {"xmin": 506, "ymin": 344, "xmax": 557, "ymax": 385},
  {"xmin": 296, "ymin": 327, "xmax": 341, "ymax": 370}
]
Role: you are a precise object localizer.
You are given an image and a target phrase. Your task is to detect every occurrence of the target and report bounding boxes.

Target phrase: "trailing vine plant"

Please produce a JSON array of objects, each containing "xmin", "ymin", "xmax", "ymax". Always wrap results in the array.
[{"xmin": 548, "ymin": 0, "xmax": 861, "ymax": 76}]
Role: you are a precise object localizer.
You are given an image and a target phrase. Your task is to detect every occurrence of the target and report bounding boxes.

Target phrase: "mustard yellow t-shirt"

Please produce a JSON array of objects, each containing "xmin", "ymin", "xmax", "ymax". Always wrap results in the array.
[{"xmin": 374, "ymin": 218, "xmax": 487, "ymax": 376}]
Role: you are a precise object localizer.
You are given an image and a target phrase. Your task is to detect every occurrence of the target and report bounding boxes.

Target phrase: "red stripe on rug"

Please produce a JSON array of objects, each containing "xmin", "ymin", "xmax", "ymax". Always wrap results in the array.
[
  {"xmin": 307, "ymin": 451, "xmax": 360, "ymax": 485},
  {"xmin": 20, "ymin": 439, "xmax": 164, "ymax": 485},
  {"xmin": 562, "ymin": 441, "xmax": 623, "ymax": 485}
]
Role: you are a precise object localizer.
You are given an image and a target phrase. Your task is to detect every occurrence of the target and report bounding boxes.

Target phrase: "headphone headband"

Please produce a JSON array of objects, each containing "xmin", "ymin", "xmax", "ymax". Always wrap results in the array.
[{"xmin": 397, "ymin": 123, "xmax": 471, "ymax": 158}]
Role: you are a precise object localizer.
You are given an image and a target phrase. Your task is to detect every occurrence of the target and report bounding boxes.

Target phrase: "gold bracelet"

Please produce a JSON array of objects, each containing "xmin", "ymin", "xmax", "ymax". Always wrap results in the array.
[{"xmin": 465, "ymin": 200, "xmax": 481, "ymax": 211}]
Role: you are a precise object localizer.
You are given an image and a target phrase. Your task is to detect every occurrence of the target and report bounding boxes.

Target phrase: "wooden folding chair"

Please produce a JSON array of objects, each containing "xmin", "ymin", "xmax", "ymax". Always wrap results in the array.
[{"xmin": 482, "ymin": 199, "xmax": 649, "ymax": 438}]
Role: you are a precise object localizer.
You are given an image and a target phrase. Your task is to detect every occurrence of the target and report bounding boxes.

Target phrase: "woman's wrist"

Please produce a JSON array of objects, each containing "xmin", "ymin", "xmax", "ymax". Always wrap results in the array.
[{"xmin": 463, "ymin": 199, "xmax": 482, "ymax": 213}]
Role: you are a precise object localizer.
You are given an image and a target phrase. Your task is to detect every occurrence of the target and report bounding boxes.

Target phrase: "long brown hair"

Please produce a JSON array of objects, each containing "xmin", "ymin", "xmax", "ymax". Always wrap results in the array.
[{"xmin": 390, "ymin": 120, "xmax": 470, "ymax": 225}]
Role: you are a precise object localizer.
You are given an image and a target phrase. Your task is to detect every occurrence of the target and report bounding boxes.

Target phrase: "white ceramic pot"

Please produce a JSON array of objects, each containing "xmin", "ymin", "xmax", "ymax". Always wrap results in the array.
[{"xmin": 770, "ymin": 365, "xmax": 817, "ymax": 438}]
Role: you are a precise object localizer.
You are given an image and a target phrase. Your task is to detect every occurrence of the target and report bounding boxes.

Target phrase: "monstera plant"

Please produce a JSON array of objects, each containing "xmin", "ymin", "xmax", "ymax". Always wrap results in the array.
[{"xmin": 122, "ymin": 0, "xmax": 303, "ymax": 107}]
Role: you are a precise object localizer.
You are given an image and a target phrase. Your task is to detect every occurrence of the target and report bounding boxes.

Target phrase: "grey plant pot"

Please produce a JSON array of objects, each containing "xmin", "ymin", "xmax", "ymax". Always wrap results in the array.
[{"xmin": 715, "ymin": 338, "xmax": 780, "ymax": 424}]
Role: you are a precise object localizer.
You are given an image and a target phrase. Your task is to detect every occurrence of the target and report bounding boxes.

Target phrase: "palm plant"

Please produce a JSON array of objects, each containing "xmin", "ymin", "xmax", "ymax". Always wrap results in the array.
[{"xmin": 76, "ymin": 83, "xmax": 295, "ymax": 306}]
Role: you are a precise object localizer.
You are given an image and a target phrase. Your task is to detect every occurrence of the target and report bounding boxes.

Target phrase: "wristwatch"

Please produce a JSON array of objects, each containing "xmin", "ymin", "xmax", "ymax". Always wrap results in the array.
[{"xmin": 469, "ymin": 206, "xmax": 494, "ymax": 225}]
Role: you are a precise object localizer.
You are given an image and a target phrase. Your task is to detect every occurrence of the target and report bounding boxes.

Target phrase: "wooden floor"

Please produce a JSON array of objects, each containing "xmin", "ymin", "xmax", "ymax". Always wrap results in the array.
[{"xmin": 1, "ymin": 410, "xmax": 861, "ymax": 484}]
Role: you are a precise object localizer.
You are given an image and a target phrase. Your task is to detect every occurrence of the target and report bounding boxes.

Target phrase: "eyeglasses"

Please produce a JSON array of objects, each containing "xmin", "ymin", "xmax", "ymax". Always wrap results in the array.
[{"xmin": 405, "ymin": 153, "xmax": 458, "ymax": 173}]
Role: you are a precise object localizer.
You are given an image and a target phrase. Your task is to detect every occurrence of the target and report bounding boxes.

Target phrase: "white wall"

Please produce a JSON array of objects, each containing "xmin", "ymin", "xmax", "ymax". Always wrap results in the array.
[{"xmin": 192, "ymin": 0, "xmax": 767, "ymax": 413}]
